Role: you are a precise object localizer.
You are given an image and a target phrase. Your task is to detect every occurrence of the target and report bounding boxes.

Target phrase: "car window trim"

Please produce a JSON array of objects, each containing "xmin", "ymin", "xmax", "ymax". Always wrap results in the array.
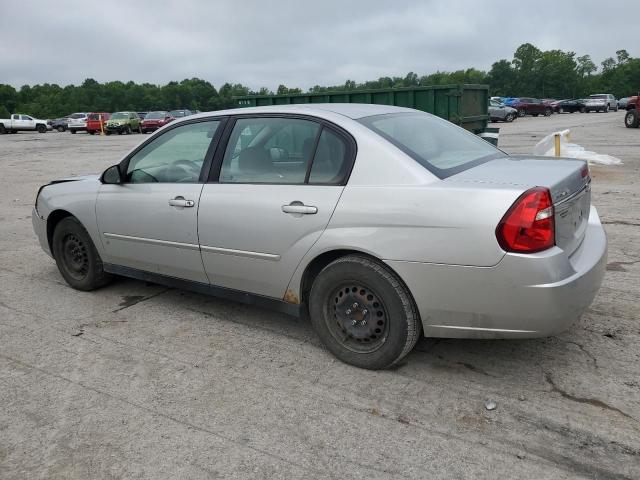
[
  {"xmin": 207, "ymin": 113, "xmax": 357, "ymax": 186},
  {"xmin": 117, "ymin": 116, "xmax": 229, "ymax": 185}
]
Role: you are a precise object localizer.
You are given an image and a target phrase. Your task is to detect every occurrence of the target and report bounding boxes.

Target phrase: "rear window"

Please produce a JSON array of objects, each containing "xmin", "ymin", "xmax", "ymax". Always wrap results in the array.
[{"xmin": 358, "ymin": 112, "xmax": 504, "ymax": 179}]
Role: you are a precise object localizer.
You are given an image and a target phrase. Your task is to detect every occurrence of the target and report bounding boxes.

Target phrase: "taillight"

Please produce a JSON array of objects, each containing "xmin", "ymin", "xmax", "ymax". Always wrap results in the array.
[
  {"xmin": 580, "ymin": 163, "xmax": 589, "ymax": 178},
  {"xmin": 496, "ymin": 187, "xmax": 555, "ymax": 253}
]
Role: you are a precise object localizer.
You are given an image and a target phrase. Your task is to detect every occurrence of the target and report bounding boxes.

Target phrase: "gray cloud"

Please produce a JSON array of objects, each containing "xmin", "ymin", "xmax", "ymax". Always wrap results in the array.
[{"xmin": 0, "ymin": 0, "xmax": 635, "ymax": 90}]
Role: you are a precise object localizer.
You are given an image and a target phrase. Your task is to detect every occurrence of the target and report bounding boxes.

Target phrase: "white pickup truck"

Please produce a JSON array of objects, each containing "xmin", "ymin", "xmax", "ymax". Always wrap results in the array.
[{"xmin": 0, "ymin": 114, "xmax": 51, "ymax": 134}]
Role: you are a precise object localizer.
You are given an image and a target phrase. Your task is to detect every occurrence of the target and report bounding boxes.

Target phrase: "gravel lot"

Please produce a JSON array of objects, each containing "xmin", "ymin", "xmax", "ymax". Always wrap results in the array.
[{"xmin": 1, "ymin": 111, "xmax": 638, "ymax": 479}]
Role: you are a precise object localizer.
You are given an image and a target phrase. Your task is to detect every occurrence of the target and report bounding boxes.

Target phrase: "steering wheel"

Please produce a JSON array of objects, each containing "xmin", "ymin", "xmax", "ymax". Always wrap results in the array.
[{"xmin": 168, "ymin": 159, "xmax": 201, "ymax": 182}]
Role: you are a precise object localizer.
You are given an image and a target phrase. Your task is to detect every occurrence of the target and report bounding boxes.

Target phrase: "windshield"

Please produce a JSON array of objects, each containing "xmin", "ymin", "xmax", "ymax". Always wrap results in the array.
[
  {"xmin": 110, "ymin": 112, "xmax": 128, "ymax": 120},
  {"xmin": 358, "ymin": 112, "xmax": 505, "ymax": 178},
  {"xmin": 145, "ymin": 111, "xmax": 167, "ymax": 120},
  {"xmin": 69, "ymin": 113, "xmax": 85, "ymax": 119}
]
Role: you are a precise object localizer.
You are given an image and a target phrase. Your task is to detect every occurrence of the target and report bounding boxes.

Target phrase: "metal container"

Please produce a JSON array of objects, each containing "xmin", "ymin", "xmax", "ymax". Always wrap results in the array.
[{"xmin": 234, "ymin": 84, "xmax": 491, "ymax": 135}]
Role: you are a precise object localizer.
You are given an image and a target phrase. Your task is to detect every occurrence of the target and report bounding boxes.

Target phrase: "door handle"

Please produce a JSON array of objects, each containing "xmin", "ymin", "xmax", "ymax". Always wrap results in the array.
[
  {"xmin": 168, "ymin": 196, "xmax": 195, "ymax": 208},
  {"xmin": 282, "ymin": 203, "xmax": 318, "ymax": 215}
]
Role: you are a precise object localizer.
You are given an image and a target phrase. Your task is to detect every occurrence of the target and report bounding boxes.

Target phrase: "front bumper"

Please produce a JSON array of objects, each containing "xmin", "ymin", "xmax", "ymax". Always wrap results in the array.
[
  {"xmin": 387, "ymin": 206, "xmax": 607, "ymax": 339},
  {"xmin": 106, "ymin": 124, "xmax": 127, "ymax": 133},
  {"xmin": 32, "ymin": 207, "xmax": 52, "ymax": 258}
]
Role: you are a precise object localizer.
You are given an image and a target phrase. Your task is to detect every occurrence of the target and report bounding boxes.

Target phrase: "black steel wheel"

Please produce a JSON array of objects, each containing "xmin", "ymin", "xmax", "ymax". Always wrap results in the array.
[
  {"xmin": 52, "ymin": 216, "xmax": 112, "ymax": 290},
  {"xmin": 309, "ymin": 255, "xmax": 421, "ymax": 369}
]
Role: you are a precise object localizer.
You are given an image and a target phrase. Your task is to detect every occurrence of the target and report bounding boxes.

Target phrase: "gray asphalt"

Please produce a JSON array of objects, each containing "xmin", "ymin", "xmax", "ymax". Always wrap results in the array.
[{"xmin": 1, "ymin": 111, "xmax": 638, "ymax": 479}]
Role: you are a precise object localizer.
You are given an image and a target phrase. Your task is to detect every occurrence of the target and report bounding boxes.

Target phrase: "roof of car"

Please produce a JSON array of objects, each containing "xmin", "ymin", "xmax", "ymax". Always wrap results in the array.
[{"xmin": 186, "ymin": 103, "xmax": 417, "ymax": 121}]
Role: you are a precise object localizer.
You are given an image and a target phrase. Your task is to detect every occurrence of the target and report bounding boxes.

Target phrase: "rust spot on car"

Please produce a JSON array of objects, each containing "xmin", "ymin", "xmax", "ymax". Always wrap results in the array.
[{"xmin": 283, "ymin": 289, "xmax": 300, "ymax": 304}]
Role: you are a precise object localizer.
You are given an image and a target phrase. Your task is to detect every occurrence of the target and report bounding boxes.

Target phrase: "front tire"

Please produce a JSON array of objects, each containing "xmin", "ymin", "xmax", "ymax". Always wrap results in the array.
[
  {"xmin": 70, "ymin": 129, "xmax": 77, "ymax": 134},
  {"xmin": 625, "ymin": 110, "xmax": 639, "ymax": 128},
  {"xmin": 505, "ymin": 113, "xmax": 514, "ymax": 122},
  {"xmin": 37, "ymin": 124, "xmax": 47, "ymax": 133},
  {"xmin": 544, "ymin": 108, "xmax": 552, "ymax": 116},
  {"xmin": 518, "ymin": 109, "xmax": 526, "ymax": 117},
  {"xmin": 309, "ymin": 255, "xmax": 421, "ymax": 370},
  {"xmin": 57, "ymin": 126, "xmax": 65, "ymax": 132},
  {"xmin": 52, "ymin": 217, "xmax": 112, "ymax": 291}
]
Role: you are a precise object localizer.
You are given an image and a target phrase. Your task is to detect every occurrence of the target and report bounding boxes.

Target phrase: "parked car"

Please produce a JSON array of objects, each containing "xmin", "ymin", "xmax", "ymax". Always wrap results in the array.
[
  {"xmin": 511, "ymin": 98, "xmax": 552, "ymax": 117},
  {"xmin": 141, "ymin": 111, "xmax": 174, "ymax": 133},
  {"xmin": 168, "ymin": 109, "xmax": 192, "ymax": 118},
  {"xmin": 105, "ymin": 111, "xmax": 142, "ymax": 135},
  {"xmin": 502, "ymin": 97, "xmax": 519, "ymax": 107},
  {"xmin": 32, "ymin": 104, "xmax": 606, "ymax": 370},
  {"xmin": 553, "ymin": 99, "xmax": 586, "ymax": 114},
  {"xmin": 50, "ymin": 117, "xmax": 69, "ymax": 132},
  {"xmin": 488, "ymin": 99, "xmax": 517, "ymax": 122},
  {"xmin": 86, "ymin": 112, "xmax": 111, "ymax": 135},
  {"xmin": 0, "ymin": 113, "xmax": 51, "ymax": 134},
  {"xmin": 618, "ymin": 97, "xmax": 630, "ymax": 109},
  {"xmin": 584, "ymin": 94, "xmax": 618, "ymax": 113},
  {"xmin": 625, "ymin": 96, "xmax": 639, "ymax": 128},
  {"xmin": 67, "ymin": 113, "xmax": 88, "ymax": 133}
]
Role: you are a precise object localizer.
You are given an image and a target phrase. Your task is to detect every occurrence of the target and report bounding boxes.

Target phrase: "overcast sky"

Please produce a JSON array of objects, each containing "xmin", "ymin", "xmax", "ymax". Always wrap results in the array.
[{"xmin": 1, "ymin": 0, "xmax": 635, "ymax": 90}]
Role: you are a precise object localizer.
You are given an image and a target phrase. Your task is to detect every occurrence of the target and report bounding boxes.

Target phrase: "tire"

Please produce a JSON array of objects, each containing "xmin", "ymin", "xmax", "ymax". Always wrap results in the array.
[
  {"xmin": 137, "ymin": 125, "xmax": 142, "ymax": 134},
  {"xmin": 106, "ymin": 131, "xmax": 111, "ymax": 136},
  {"xmin": 532, "ymin": 113, "xmax": 539, "ymax": 117},
  {"xmin": 57, "ymin": 126, "xmax": 65, "ymax": 132},
  {"xmin": 580, "ymin": 106, "xmax": 586, "ymax": 113},
  {"xmin": 604, "ymin": 105, "xmax": 609, "ymax": 113},
  {"xmin": 70, "ymin": 129, "xmax": 77, "ymax": 134},
  {"xmin": 125, "ymin": 125, "xmax": 132, "ymax": 135},
  {"xmin": 88, "ymin": 130, "xmax": 95, "ymax": 135},
  {"xmin": 308, "ymin": 255, "xmax": 421, "ymax": 370},
  {"xmin": 544, "ymin": 108, "xmax": 552, "ymax": 116},
  {"xmin": 625, "ymin": 110, "xmax": 639, "ymax": 128},
  {"xmin": 37, "ymin": 124, "xmax": 47, "ymax": 133},
  {"xmin": 52, "ymin": 217, "xmax": 112, "ymax": 291},
  {"xmin": 505, "ymin": 113, "xmax": 514, "ymax": 122},
  {"xmin": 0, "ymin": 124, "xmax": 5, "ymax": 134},
  {"xmin": 518, "ymin": 109, "xmax": 526, "ymax": 117}
]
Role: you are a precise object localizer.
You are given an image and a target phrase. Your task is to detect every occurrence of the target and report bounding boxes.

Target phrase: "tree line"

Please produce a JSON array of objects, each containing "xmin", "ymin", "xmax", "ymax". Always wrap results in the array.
[{"xmin": 0, "ymin": 43, "xmax": 638, "ymax": 119}]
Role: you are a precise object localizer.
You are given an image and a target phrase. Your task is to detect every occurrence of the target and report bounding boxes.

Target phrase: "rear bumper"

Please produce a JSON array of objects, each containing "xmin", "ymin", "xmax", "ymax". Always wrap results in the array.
[{"xmin": 386, "ymin": 206, "xmax": 607, "ymax": 339}]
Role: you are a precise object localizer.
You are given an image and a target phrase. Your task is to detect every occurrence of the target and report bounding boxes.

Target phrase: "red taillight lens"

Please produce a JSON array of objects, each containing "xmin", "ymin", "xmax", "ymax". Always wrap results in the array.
[{"xmin": 496, "ymin": 187, "xmax": 555, "ymax": 253}]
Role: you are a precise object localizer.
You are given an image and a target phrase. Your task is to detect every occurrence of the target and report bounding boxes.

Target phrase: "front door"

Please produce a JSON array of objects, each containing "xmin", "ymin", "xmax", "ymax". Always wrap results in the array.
[
  {"xmin": 198, "ymin": 115, "xmax": 354, "ymax": 298},
  {"xmin": 96, "ymin": 119, "xmax": 223, "ymax": 283}
]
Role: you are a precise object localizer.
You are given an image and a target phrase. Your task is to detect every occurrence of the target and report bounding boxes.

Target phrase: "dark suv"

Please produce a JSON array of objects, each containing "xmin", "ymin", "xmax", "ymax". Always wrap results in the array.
[{"xmin": 512, "ymin": 98, "xmax": 552, "ymax": 117}]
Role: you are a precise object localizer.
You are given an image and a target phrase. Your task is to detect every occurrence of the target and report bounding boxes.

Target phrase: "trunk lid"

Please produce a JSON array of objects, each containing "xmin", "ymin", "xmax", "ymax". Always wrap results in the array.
[{"xmin": 448, "ymin": 156, "xmax": 591, "ymax": 255}]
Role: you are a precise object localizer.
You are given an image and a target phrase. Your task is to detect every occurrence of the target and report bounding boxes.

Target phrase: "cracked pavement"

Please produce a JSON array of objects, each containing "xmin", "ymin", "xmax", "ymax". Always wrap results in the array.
[{"xmin": 1, "ymin": 111, "xmax": 639, "ymax": 479}]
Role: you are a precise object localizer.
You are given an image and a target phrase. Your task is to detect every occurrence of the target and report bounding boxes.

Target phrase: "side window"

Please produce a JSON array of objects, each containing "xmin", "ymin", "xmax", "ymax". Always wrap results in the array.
[
  {"xmin": 21, "ymin": 115, "xmax": 33, "ymax": 121},
  {"xmin": 12, "ymin": 114, "xmax": 19, "ymax": 120},
  {"xmin": 308, "ymin": 129, "xmax": 349, "ymax": 184},
  {"xmin": 125, "ymin": 120, "xmax": 220, "ymax": 183},
  {"xmin": 220, "ymin": 117, "xmax": 320, "ymax": 184}
]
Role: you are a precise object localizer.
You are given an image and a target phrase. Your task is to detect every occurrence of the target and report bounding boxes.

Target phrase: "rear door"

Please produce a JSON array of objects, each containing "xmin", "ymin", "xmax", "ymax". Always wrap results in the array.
[
  {"xmin": 96, "ymin": 118, "xmax": 224, "ymax": 282},
  {"xmin": 198, "ymin": 115, "xmax": 355, "ymax": 298}
]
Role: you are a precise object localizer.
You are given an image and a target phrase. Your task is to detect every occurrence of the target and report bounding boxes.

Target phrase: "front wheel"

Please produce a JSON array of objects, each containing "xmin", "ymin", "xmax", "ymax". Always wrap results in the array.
[
  {"xmin": 37, "ymin": 124, "xmax": 47, "ymax": 133},
  {"xmin": 580, "ymin": 106, "xmax": 586, "ymax": 113},
  {"xmin": 70, "ymin": 129, "xmax": 77, "ymax": 134},
  {"xmin": 309, "ymin": 255, "xmax": 421, "ymax": 370},
  {"xmin": 57, "ymin": 126, "xmax": 65, "ymax": 132},
  {"xmin": 625, "ymin": 110, "xmax": 639, "ymax": 128},
  {"xmin": 0, "ymin": 124, "xmax": 5, "ymax": 134},
  {"xmin": 544, "ymin": 108, "xmax": 552, "ymax": 116},
  {"xmin": 518, "ymin": 109, "xmax": 526, "ymax": 117},
  {"xmin": 125, "ymin": 125, "xmax": 132, "ymax": 135},
  {"xmin": 505, "ymin": 113, "xmax": 515, "ymax": 122},
  {"xmin": 52, "ymin": 217, "xmax": 112, "ymax": 291}
]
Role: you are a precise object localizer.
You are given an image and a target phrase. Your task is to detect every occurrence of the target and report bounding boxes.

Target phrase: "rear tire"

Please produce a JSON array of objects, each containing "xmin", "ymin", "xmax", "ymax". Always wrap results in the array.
[
  {"xmin": 309, "ymin": 255, "xmax": 421, "ymax": 370},
  {"xmin": 125, "ymin": 125, "xmax": 132, "ymax": 135},
  {"xmin": 625, "ymin": 110, "xmax": 639, "ymax": 128},
  {"xmin": 57, "ymin": 126, "xmax": 65, "ymax": 132},
  {"xmin": 580, "ymin": 106, "xmax": 586, "ymax": 113},
  {"xmin": 52, "ymin": 217, "xmax": 112, "ymax": 291},
  {"xmin": 70, "ymin": 129, "xmax": 77, "ymax": 134},
  {"xmin": 518, "ymin": 109, "xmax": 526, "ymax": 117},
  {"xmin": 88, "ymin": 130, "xmax": 95, "ymax": 135},
  {"xmin": 0, "ymin": 124, "xmax": 5, "ymax": 134}
]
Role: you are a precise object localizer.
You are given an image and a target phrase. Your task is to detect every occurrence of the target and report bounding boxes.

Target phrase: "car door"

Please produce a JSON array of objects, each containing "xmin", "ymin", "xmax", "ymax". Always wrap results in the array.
[
  {"xmin": 198, "ymin": 115, "xmax": 354, "ymax": 298},
  {"xmin": 21, "ymin": 115, "xmax": 36, "ymax": 130},
  {"xmin": 96, "ymin": 118, "xmax": 224, "ymax": 282}
]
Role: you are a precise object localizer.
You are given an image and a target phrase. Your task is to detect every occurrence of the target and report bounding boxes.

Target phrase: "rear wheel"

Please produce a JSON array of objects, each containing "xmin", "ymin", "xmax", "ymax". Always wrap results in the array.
[
  {"xmin": 125, "ymin": 125, "xmax": 132, "ymax": 135},
  {"xmin": 604, "ymin": 105, "xmax": 610, "ymax": 113},
  {"xmin": 532, "ymin": 113, "xmax": 539, "ymax": 117},
  {"xmin": 88, "ymin": 130, "xmax": 95, "ymax": 135},
  {"xmin": 0, "ymin": 124, "xmax": 5, "ymax": 134},
  {"xmin": 625, "ymin": 110, "xmax": 639, "ymax": 128},
  {"xmin": 309, "ymin": 255, "xmax": 421, "ymax": 370},
  {"xmin": 57, "ymin": 126, "xmax": 65, "ymax": 132},
  {"xmin": 52, "ymin": 217, "xmax": 112, "ymax": 291},
  {"xmin": 70, "ymin": 129, "xmax": 77, "ymax": 134},
  {"xmin": 544, "ymin": 108, "xmax": 552, "ymax": 116},
  {"xmin": 580, "ymin": 106, "xmax": 586, "ymax": 113}
]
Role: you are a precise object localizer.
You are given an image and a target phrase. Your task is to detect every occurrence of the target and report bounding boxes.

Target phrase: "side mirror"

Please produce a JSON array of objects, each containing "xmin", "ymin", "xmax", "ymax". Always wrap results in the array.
[{"xmin": 101, "ymin": 164, "xmax": 123, "ymax": 184}]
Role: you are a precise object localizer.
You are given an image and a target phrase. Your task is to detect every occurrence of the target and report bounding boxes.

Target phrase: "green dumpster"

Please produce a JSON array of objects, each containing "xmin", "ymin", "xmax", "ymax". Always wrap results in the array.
[{"xmin": 233, "ymin": 84, "xmax": 497, "ymax": 144}]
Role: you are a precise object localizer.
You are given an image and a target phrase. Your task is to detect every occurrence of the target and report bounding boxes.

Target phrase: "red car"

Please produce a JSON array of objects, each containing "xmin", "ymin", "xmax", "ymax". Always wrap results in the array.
[
  {"xmin": 511, "ymin": 98, "xmax": 553, "ymax": 117},
  {"xmin": 86, "ymin": 112, "xmax": 110, "ymax": 135},
  {"xmin": 141, "ymin": 111, "xmax": 174, "ymax": 133}
]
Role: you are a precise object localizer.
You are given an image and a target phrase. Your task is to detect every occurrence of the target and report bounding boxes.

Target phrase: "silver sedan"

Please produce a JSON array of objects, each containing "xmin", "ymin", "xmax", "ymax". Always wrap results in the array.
[{"xmin": 32, "ymin": 104, "xmax": 607, "ymax": 369}]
